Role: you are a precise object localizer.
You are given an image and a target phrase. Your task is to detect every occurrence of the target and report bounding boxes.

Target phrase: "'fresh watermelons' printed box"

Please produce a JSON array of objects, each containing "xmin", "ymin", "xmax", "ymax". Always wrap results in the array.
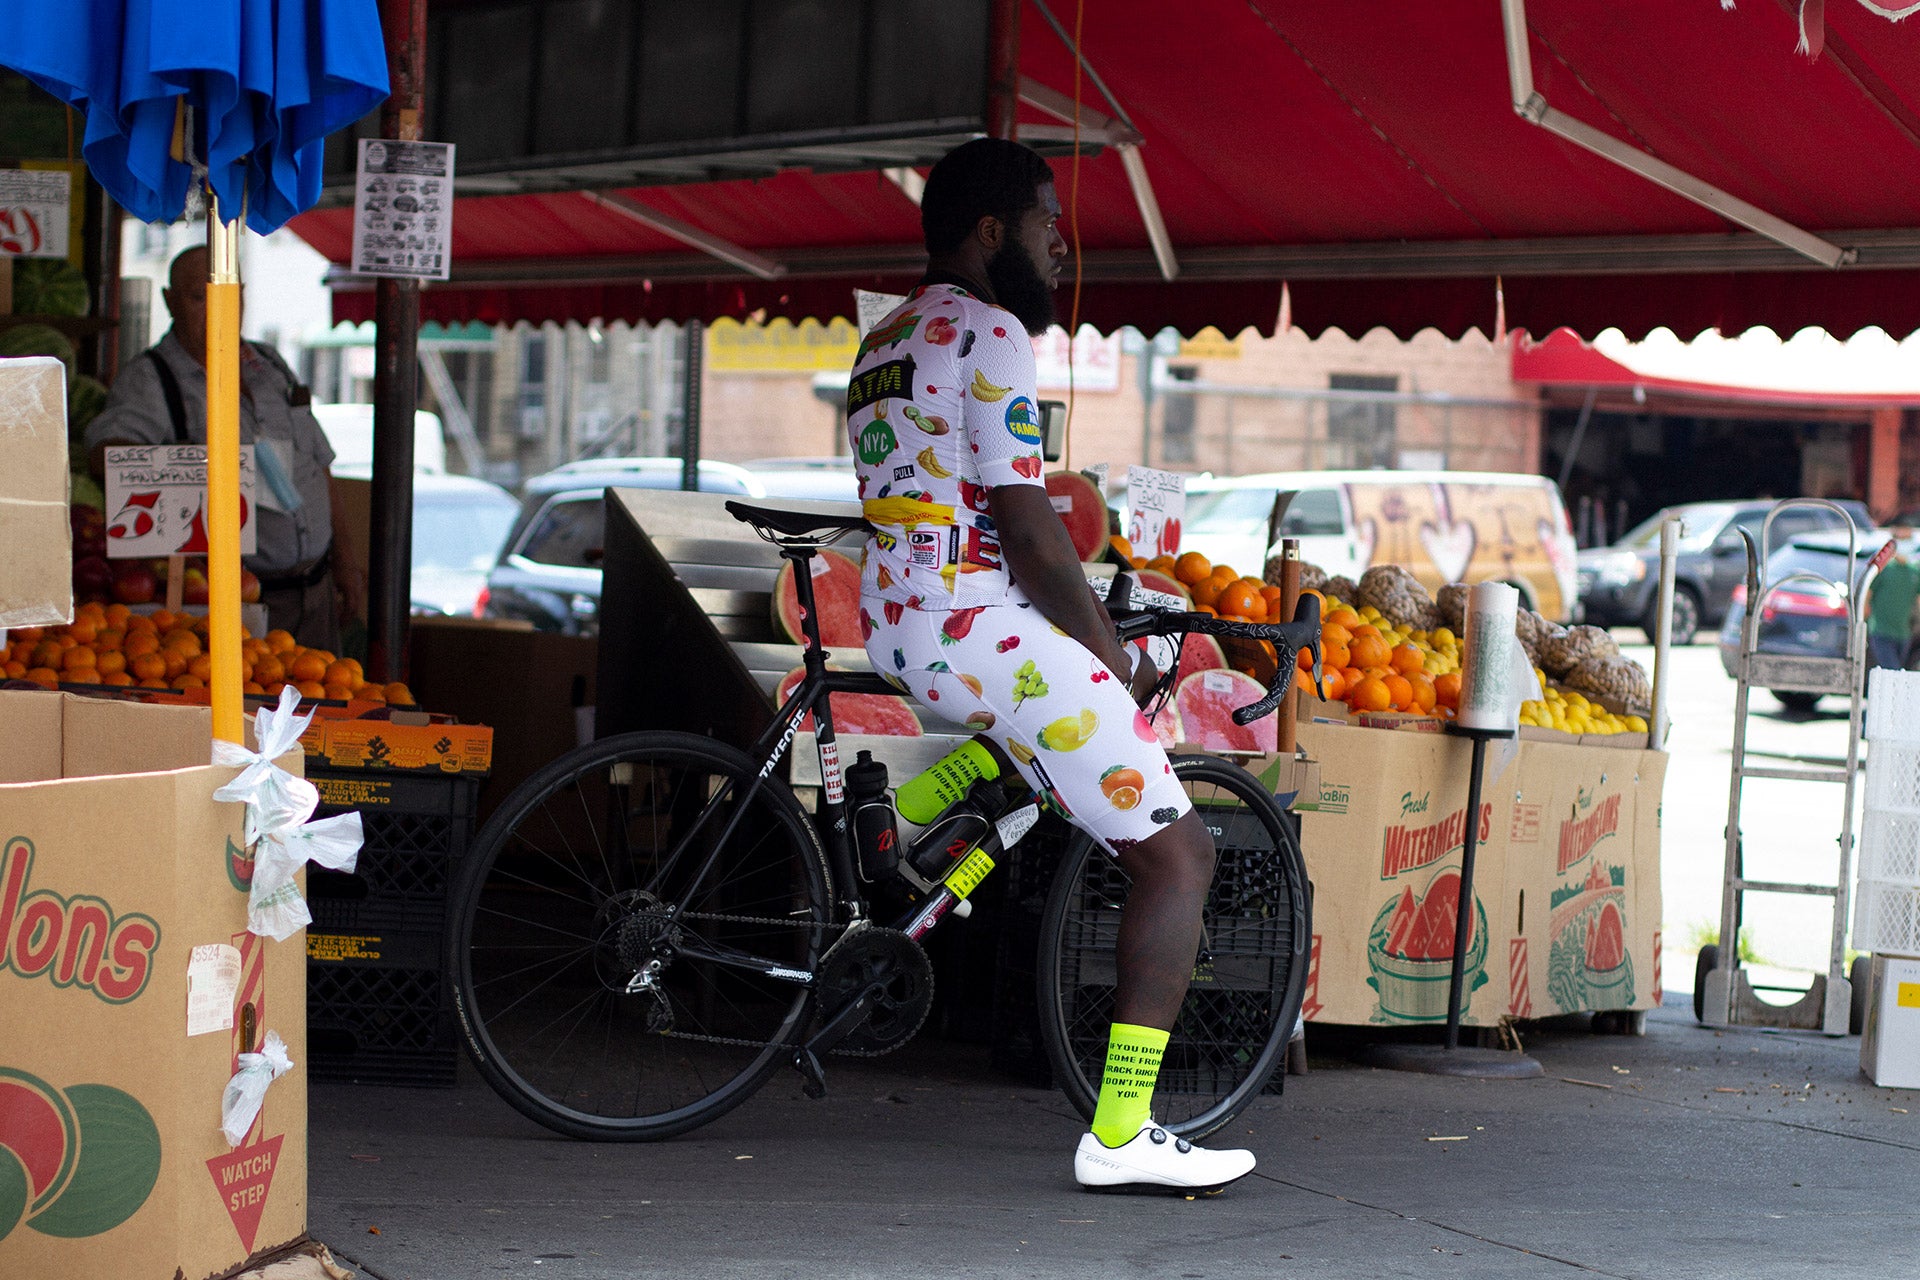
[
  {"xmin": 1292, "ymin": 722, "xmax": 1663, "ymax": 1028},
  {"xmin": 0, "ymin": 692, "xmax": 307, "ymax": 1279}
]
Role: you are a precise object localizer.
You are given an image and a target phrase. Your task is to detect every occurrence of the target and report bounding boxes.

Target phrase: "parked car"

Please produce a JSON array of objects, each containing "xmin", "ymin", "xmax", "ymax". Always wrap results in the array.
[
  {"xmin": 1716, "ymin": 527, "xmax": 1906, "ymax": 712},
  {"xmin": 313, "ymin": 403, "xmax": 448, "ymax": 477},
  {"xmin": 1173, "ymin": 469, "xmax": 1579, "ymax": 620},
  {"xmin": 482, "ymin": 458, "xmax": 769, "ymax": 633},
  {"xmin": 1579, "ymin": 499, "xmax": 1871, "ymax": 646},
  {"xmin": 741, "ymin": 456, "xmax": 860, "ymax": 502},
  {"xmin": 409, "ymin": 474, "xmax": 521, "ymax": 616}
]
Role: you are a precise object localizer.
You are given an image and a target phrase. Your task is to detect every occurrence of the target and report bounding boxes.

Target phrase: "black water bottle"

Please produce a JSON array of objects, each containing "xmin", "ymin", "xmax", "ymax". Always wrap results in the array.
[{"xmin": 846, "ymin": 751, "xmax": 900, "ymax": 883}]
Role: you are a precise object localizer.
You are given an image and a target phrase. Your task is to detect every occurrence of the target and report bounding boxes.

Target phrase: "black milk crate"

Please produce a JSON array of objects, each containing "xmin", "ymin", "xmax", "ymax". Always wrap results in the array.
[
  {"xmin": 306, "ymin": 768, "xmax": 482, "ymax": 933},
  {"xmin": 307, "ymin": 931, "xmax": 458, "ymax": 1087}
]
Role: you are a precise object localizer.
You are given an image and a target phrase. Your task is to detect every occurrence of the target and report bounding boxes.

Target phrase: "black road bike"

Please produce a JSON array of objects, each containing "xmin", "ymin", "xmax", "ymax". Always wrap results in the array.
[{"xmin": 447, "ymin": 500, "xmax": 1321, "ymax": 1141}]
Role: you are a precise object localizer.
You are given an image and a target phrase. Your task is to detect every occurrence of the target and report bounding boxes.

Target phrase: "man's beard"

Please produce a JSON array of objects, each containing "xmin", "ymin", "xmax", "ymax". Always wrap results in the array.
[{"xmin": 986, "ymin": 241, "xmax": 1055, "ymax": 335}]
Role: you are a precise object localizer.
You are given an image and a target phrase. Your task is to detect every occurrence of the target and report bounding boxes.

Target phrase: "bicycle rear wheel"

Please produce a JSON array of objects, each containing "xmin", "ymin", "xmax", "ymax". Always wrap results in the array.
[
  {"xmin": 1037, "ymin": 753, "xmax": 1311, "ymax": 1141},
  {"xmin": 448, "ymin": 731, "xmax": 834, "ymax": 1141}
]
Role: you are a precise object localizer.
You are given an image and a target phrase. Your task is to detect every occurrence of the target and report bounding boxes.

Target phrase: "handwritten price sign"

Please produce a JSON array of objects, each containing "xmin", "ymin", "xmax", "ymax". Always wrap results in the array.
[{"xmin": 1126, "ymin": 465, "xmax": 1186, "ymax": 558}]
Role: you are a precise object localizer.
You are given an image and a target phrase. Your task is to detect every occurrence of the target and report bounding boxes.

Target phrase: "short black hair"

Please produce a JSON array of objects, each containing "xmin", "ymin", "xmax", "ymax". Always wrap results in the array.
[{"xmin": 921, "ymin": 138, "xmax": 1055, "ymax": 255}]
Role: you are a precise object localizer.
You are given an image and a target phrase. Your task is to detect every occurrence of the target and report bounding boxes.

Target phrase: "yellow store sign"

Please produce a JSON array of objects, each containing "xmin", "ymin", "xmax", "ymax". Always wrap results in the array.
[{"xmin": 708, "ymin": 317, "xmax": 862, "ymax": 373}]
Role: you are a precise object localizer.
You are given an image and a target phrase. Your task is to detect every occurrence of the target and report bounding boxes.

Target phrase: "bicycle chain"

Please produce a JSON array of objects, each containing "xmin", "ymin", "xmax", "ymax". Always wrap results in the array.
[{"xmin": 633, "ymin": 912, "xmax": 900, "ymax": 1056}]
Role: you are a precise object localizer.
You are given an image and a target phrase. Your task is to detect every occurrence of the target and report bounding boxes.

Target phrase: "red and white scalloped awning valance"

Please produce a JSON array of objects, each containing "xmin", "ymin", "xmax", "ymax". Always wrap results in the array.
[{"xmin": 294, "ymin": 0, "xmax": 1920, "ymax": 341}]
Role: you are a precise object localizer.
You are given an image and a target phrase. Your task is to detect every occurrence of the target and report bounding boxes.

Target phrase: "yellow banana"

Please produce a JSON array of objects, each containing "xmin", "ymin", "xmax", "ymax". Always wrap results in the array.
[
  {"xmin": 917, "ymin": 446, "xmax": 953, "ymax": 479},
  {"xmin": 970, "ymin": 369, "xmax": 1011, "ymax": 402}
]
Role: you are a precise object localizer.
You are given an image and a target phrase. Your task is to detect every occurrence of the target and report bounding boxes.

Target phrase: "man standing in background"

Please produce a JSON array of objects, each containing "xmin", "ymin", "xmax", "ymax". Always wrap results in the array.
[
  {"xmin": 86, "ymin": 246, "xmax": 361, "ymax": 650},
  {"xmin": 1867, "ymin": 526, "xmax": 1919, "ymax": 672}
]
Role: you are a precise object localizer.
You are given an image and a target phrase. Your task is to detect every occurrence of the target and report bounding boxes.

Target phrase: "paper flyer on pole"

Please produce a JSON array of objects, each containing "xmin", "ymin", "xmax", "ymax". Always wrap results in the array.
[
  {"xmin": 1126, "ymin": 465, "xmax": 1186, "ymax": 558},
  {"xmin": 351, "ymin": 139, "xmax": 455, "ymax": 280}
]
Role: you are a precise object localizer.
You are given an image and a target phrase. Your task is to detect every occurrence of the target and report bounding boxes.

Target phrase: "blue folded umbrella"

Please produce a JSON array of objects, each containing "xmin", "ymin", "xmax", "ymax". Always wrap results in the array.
[{"xmin": 4, "ymin": 0, "xmax": 389, "ymax": 234}]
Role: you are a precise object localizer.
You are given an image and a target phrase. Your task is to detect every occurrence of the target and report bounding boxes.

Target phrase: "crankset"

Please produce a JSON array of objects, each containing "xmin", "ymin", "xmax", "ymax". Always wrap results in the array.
[{"xmin": 813, "ymin": 926, "xmax": 935, "ymax": 1057}]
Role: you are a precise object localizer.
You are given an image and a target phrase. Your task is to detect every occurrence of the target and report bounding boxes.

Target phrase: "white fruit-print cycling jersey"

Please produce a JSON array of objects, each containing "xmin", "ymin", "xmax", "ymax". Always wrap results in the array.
[{"xmin": 846, "ymin": 283, "xmax": 1046, "ymax": 611}]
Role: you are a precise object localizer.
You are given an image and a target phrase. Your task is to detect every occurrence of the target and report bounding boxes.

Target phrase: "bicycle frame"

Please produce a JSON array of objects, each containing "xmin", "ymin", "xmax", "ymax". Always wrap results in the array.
[{"xmin": 653, "ymin": 548, "xmax": 1322, "ymax": 984}]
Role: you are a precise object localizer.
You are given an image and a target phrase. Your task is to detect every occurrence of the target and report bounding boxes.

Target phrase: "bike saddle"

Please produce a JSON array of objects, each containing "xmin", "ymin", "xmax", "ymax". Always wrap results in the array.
[{"xmin": 726, "ymin": 499, "xmax": 870, "ymax": 547}]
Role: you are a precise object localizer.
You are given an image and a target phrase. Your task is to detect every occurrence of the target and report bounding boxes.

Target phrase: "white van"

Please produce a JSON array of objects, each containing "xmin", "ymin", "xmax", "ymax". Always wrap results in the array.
[
  {"xmin": 312, "ymin": 402, "xmax": 448, "ymax": 477},
  {"xmin": 1179, "ymin": 470, "xmax": 1580, "ymax": 621}
]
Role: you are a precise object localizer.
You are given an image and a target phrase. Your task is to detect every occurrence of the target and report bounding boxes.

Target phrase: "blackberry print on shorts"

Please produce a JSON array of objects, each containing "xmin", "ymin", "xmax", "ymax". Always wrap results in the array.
[{"xmin": 863, "ymin": 593, "xmax": 1191, "ymax": 854}]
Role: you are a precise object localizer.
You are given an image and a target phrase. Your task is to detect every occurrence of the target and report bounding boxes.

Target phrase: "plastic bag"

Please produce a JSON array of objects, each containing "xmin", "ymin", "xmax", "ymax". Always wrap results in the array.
[
  {"xmin": 248, "ymin": 812, "xmax": 365, "ymax": 941},
  {"xmin": 212, "ymin": 687, "xmax": 319, "ymax": 844},
  {"xmin": 221, "ymin": 1029, "xmax": 293, "ymax": 1146}
]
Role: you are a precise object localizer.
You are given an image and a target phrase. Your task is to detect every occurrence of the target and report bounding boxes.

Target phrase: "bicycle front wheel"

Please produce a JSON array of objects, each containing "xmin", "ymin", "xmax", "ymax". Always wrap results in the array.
[
  {"xmin": 1037, "ymin": 753, "xmax": 1311, "ymax": 1141},
  {"xmin": 449, "ymin": 731, "xmax": 834, "ymax": 1141}
]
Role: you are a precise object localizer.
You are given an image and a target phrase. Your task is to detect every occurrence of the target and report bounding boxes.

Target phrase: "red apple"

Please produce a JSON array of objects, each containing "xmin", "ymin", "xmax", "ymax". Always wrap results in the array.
[
  {"xmin": 181, "ymin": 565, "xmax": 210, "ymax": 606},
  {"xmin": 111, "ymin": 559, "xmax": 159, "ymax": 605},
  {"xmin": 72, "ymin": 555, "xmax": 114, "ymax": 602},
  {"xmin": 240, "ymin": 568, "xmax": 261, "ymax": 604}
]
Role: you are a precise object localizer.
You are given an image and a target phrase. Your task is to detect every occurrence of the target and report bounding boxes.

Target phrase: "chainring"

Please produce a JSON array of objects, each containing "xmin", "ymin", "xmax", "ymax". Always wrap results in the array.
[{"xmin": 815, "ymin": 926, "xmax": 934, "ymax": 1057}]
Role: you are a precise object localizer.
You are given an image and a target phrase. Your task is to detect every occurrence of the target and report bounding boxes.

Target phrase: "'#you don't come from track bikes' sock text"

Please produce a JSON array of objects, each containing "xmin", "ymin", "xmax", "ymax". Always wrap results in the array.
[{"xmin": 1090, "ymin": 1022, "xmax": 1169, "ymax": 1147}]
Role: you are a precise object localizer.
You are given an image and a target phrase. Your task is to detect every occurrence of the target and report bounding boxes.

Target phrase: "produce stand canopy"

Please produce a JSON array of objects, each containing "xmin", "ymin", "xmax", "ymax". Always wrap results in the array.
[{"xmin": 291, "ymin": 0, "xmax": 1920, "ymax": 340}]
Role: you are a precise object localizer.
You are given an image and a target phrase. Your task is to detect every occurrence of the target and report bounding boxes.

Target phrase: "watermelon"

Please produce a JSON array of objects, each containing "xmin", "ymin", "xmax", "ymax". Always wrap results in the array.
[
  {"xmin": 1396, "ymin": 868, "xmax": 1472, "ymax": 961},
  {"xmin": 1135, "ymin": 568, "xmax": 1190, "ymax": 603},
  {"xmin": 26, "ymin": 1085, "xmax": 161, "ymax": 1238},
  {"xmin": 774, "ymin": 666, "xmax": 922, "ymax": 736},
  {"xmin": 771, "ymin": 550, "xmax": 864, "ymax": 649},
  {"xmin": 11, "ymin": 260, "xmax": 91, "ymax": 317},
  {"xmin": 0, "ymin": 1068, "xmax": 77, "ymax": 1218},
  {"xmin": 1586, "ymin": 902, "xmax": 1626, "ymax": 971},
  {"xmin": 0, "ymin": 1145, "xmax": 28, "ymax": 1241},
  {"xmin": 0, "ymin": 323, "xmax": 76, "ymax": 375},
  {"xmin": 1383, "ymin": 887, "xmax": 1420, "ymax": 958},
  {"xmin": 1174, "ymin": 633, "xmax": 1227, "ymax": 687},
  {"xmin": 1045, "ymin": 471, "xmax": 1110, "ymax": 562},
  {"xmin": 1150, "ymin": 702, "xmax": 1184, "ymax": 751},
  {"xmin": 1173, "ymin": 669, "xmax": 1276, "ymax": 755}
]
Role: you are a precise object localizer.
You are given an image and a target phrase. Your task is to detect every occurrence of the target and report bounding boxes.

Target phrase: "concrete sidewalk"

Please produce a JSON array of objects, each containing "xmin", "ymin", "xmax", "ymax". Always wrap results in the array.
[{"xmin": 309, "ymin": 1001, "xmax": 1915, "ymax": 1280}]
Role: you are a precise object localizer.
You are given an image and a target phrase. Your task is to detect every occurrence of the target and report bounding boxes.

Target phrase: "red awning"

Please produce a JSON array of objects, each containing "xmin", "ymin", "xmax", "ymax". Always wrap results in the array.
[
  {"xmin": 1513, "ymin": 326, "xmax": 1920, "ymax": 408},
  {"xmin": 295, "ymin": 0, "xmax": 1920, "ymax": 339}
]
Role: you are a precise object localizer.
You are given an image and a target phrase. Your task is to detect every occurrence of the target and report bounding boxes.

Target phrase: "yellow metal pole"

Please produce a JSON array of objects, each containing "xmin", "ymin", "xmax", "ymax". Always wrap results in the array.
[{"xmin": 205, "ymin": 197, "xmax": 244, "ymax": 743}]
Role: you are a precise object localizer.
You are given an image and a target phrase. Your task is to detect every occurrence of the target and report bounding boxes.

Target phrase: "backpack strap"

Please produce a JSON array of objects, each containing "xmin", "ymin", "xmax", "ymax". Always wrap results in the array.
[{"xmin": 146, "ymin": 350, "xmax": 191, "ymax": 444}]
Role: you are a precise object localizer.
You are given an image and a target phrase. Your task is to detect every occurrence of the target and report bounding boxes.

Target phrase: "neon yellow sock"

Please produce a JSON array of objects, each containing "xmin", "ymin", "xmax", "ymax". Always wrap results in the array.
[{"xmin": 1089, "ymin": 1022, "xmax": 1169, "ymax": 1148}]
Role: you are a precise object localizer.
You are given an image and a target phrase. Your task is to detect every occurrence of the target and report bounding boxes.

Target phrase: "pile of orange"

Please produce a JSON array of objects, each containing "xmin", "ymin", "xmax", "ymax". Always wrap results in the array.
[
  {"xmin": 1304, "ymin": 597, "xmax": 1463, "ymax": 720},
  {"xmin": 1122, "ymin": 549, "xmax": 1290, "ymax": 625},
  {"xmin": 3, "ymin": 602, "xmax": 415, "ymax": 708}
]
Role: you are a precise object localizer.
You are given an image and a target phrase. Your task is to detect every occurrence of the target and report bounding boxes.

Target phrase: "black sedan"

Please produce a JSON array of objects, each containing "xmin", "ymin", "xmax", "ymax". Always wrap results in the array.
[
  {"xmin": 1716, "ymin": 530, "xmax": 1909, "ymax": 713},
  {"xmin": 1579, "ymin": 499, "xmax": 1870, "ymax": 645}
]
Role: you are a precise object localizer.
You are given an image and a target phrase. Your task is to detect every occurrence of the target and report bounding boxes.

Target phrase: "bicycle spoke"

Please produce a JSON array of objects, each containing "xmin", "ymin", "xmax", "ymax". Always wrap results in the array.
[{"xmin": 452, "ymin": 732, "xmax": 832, "ymax": 1139}]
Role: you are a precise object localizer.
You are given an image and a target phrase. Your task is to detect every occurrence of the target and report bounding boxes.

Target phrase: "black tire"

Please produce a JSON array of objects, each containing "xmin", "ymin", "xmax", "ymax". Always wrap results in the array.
[
  {"xmin": 1036, "ymin": 754, "xmax": 1311, "ymax": 1142},
  {"xmin": 1645, "ymin": 586, "xmax": 1700, "ymax": 647},
  {"xmin": 1692, "ymin": 944, "xmax": 1720, "ymax": 1025},
  {"xmin": 1773, "ymin": 690, "xmax": 1821, "ymax": 713},
  {"xmin": 1850, "ymin": 954, "xmax": 1871, "ymax": 1037},
  {"xmin": 448, "ymin": 731, "xmax": 834, "ymax": 1141}
]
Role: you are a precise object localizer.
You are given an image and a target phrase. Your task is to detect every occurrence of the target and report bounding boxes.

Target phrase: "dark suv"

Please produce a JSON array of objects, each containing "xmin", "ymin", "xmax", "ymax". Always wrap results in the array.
[{"xmin": 1577, "ymin": 499, "xmax": 1871, "ymax": 645}]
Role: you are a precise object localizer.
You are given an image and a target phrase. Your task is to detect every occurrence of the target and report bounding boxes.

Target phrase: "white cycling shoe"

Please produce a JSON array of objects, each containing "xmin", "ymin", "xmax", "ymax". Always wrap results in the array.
[{"xmin": 1073, "ymin": 1119, "xmax": 1256, "ymax": 1195}]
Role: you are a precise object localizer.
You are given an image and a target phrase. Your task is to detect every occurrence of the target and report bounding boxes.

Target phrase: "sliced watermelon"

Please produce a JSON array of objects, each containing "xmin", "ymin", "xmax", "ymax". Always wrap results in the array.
[
  {"xmin": 771, "ymin": 550, "xmax": 864, "ymax": 649},
  {"xmin": 1045, "ymin": 471, "xmax": 1111, "ymax": 562},
  {"xmin": 1173, "ymin": 669, "xmax": 1277, "ymax": 754},
  {"xmin": 1586, "ymin": 901, "xmax": 1626, "ymax": 971},
  {"xmin": 1384, "ymin": 887, "xmax": 1419, "ymax": 958},
  {"xmin": 1151, "ymin": 702, "xmax": 1184, "ymax": 751},
  {"xmin": 1174, "ymin": 633, "xmax": 1228, "ymax": 687},
  {"xmin": 774, "ymin": 667, "xmax": 922, "ymax": 736},
  {"xmin": 1404, "ymin": 869, "xmax": 1470, "ymax": 961}
]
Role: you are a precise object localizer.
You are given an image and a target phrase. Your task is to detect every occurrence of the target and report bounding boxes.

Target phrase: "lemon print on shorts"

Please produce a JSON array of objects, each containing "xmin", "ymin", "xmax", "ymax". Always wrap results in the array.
[{"xmin": 1038, "ymin": 709, "xmax": 1098, "ymax": 752}]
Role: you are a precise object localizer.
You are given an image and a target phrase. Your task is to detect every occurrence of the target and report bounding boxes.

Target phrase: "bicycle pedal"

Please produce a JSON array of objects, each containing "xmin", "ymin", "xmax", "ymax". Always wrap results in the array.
[{"xmin": 793, "ymin": 1046, "xmax": 828, "ymax": 1099}]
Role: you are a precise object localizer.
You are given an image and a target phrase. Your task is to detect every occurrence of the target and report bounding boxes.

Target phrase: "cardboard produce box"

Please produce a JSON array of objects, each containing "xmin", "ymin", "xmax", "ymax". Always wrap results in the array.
[
  {"xmin": 1501, "ymin": 739, "xmax": 1663, "ymax": 1022},
  {"xmin": 1293, "ymin": 722, "xmax": 1664, "ymax": 1028},
  {"xmin": 1859, "ymin": 953, "xmax": 1920, "ymax": 1089},
  {"xmin": 0, "ymin": 693, "xmax": 307, "ymax": 1278},
  {"xmin": 0, "ymin": 356, "xmax": 72, "ymax": 628}
]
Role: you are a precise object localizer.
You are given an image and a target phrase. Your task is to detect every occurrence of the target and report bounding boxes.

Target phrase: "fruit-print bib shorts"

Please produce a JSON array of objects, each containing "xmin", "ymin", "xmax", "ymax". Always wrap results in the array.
[{"xmin": 848, "ymin": 283, "xmax": 1190, "ymax": 854}]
